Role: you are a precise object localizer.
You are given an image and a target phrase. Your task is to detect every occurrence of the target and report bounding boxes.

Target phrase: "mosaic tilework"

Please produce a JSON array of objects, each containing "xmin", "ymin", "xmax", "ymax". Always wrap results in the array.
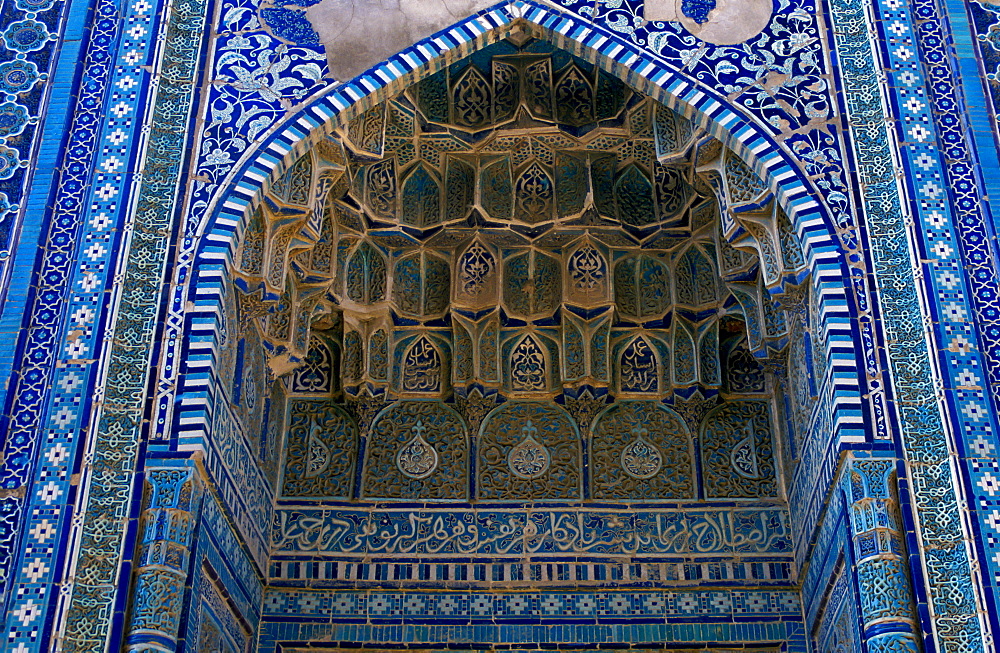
[
  {"xmin": 802, "ymin": 485, "xmax": 851, "ymax": 639},
  {"xmin": 55, "ymin": 0, "xmax": 208, "ymax": 641},
  {"xmin": 183, "ymin": 3, "xmax": 869, "ymax": 585},
  {"xmin": 256, "ymin": 589, "xmax": 807, "ymax": 653},
  {"xmin": 0, "ymin": 0, "xmax": 66, "ymax": 317},
  {"xmin": 4, "ymin": 0, "xmax": 1000, "ymax": 650},
  {"xmin": 0, "ymin": 0, "xmax": 172, "ymax": 647},
  {"xmin": 257, "ymin": 588, "xmax": 807, "ymax": 652},
  {"xmin": 966, "ymin": 0, "xmax": 1000, "ymax": 206},
  {"xmin": 906, "ymin": 0, "xmax": 1000, "ymax": 635},
  {"xmin": 151, "ymin": 0, "xmax": 335, "ymax": 447},
  {"xmin": 257, "ymin": 624, "xmax": 807, "ymax": 653},
  {"xmin": 261, "ymin": 589, "xmax": 803, "ymax": 620},
  {"xmin": 0, "ymin": 0, "xmax": 208, "ymax": 645},
  {"xmin": 830, "ymin": 0, "xmax": 1000, "ymax": 645},
  {"xmin": 168, "ymin": 2, "xmax": 980, "ymax": 648}
]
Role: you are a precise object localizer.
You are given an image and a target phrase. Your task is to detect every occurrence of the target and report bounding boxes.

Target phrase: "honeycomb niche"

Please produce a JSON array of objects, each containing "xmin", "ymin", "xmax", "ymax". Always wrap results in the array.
[{"xmin": 227, "ymin": 38, "xmax": 811, "ymax": 512}]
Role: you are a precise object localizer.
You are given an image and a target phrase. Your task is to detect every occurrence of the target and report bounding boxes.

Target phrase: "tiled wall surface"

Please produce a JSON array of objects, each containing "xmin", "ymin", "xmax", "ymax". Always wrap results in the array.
[{"xmin": 0, "ymin": 0, "xmax": 999, "ymax": 651}]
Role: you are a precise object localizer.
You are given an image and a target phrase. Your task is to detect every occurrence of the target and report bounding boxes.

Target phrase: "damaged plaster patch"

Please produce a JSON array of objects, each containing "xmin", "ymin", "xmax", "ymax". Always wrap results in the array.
[
  {"xmin": 306, "ymin": 0, "xmax": 502, "ymax": 80},
  {"xmin": 645, "ymin": 0, "xmax": 772, "ymax": 45}
]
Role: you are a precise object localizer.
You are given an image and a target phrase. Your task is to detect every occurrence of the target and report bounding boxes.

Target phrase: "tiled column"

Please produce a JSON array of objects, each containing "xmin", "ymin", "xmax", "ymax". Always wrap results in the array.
[
  {"xmin": 125, "ymin": 467, "xmax": 203, "ymax": 652},
  {"xmin": 844, "ymin": 458, "xmax": 922, "ymax": 652}
]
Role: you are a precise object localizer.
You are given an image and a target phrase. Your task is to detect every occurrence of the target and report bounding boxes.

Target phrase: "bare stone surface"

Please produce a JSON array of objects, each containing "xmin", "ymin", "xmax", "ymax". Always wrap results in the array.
[
  {"xmin": 307, "ymin": 0, "xmax": 503, "ymax": 80},
  {"xmin": 645, "ymin": 0, "xmax": 772, "ymax": 45}
]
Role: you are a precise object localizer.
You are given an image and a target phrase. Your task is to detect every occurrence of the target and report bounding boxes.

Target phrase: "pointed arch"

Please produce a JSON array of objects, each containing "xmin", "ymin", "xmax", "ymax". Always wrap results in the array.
[
  {"xmin": 509, "ymin": 333, "xmax": 549, "ymax": 393},
  {"xmin": 565, "ymin": 239, "xmax": 609, "ymax": 307},
  {"xmin": 451, "ymin": 65, "xmax": 493, "ymax": 129},
  {"xmin": 184, "ymin": 0, "xmax": 864, "ymax": 473},
  {"xmin": 455, "ymin": 238, "xmax": 498, "ymax": 308},
  {"xmin": 675, "ymin": 245, "xmax": 718, "ymax": 308},
  {"xmin": 400, "ymin": 162, "xmax": 442, "ymax": 227},
  {"xmin": 345, "ymin": 240, "xmax": 387, "ymax": 305},
  {"xmin": 554, "ymin": 63, "xmax": 595, "ymax": 126}
]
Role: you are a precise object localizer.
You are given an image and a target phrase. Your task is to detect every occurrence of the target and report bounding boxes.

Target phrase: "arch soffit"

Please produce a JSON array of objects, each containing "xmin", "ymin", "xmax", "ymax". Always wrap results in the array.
[
  {"xmin": 180, "ymin": 2, "xmax": 863, "ymax": 444},
  {"xmin": 198, "ymin": 1, "xmax": 843, "ymax": 292}
]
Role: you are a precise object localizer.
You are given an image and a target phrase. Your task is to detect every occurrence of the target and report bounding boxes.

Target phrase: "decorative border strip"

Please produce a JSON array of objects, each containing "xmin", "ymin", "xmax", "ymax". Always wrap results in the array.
[
  {"xmin": 269, "ymin": 506, "xmax": 793, "ymax": 557},
  {"xmin": 257, "ymin": 622, "xmax": 806, "ymax": 653},
  {"xmin": 268, "ymin": 559, "xmax": 794, "ymax": 588},
  {"xmin": 0, "ymin": 0, "xmax": 76, "ymax": 353},
  {"xmin": 0, "ymin": 0, "xmax": 170, "ymax": 649},
  {"xmin": 49, "ymin": 0, "xmax": 209, "ymax": 646},
  {"xmin": 828, "ymin": 0, "xmax": 989, "ymax": 647},
  {"xmin": 261, "ymin": 588, "xmax": 802, "ymax": 620},
  {"xmin": 906, "ymin": 0, "xmax": 1000, "ymax": 635}
]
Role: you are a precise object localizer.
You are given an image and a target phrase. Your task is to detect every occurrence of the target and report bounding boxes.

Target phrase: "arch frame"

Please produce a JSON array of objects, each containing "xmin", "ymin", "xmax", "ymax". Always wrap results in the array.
[
  {"xmin": 168, "ymin": 9, "xmax": 875, "ymax": 621},
  {"xmin": 178, "ymin": 1, "xmax": 865, "ymax": 457},
  {"xmin": 0, "ymin": 0, "xmax": 992, "ymax": 648}
]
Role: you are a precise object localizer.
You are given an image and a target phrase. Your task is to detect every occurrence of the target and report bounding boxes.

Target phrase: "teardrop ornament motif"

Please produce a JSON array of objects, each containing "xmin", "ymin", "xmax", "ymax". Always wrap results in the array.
[
  {"xmin": 730, "ymin": 424, "xmax": 760, "ymax": 479},
  {"xmin": 620, "ymin": 426, "xmax": 662, "ymax": 479},
  {"xmin": 507, "ymin": 420, "xmax": 550, "ymax": 479},
  {"xmin": 305, "ymin": 425, "xmax": 331, "ymax": 478},
  {"xmin": 396, "ymin": 419, "xmax": 439, "ymax": 479}
]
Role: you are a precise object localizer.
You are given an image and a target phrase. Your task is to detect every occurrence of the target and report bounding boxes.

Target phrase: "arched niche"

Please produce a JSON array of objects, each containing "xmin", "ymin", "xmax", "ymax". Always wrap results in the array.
[
  {"xmin": 181, "ymin": 13, "xmax": 858, "ymax": 526},
  {"xmin": 361, "ymin": 400, "xmax": 469, "ymax": 501},
  {"xmin": 565, "ymin": 239, "xmax": 611, "ymax": 308},
  {"xmin": 615, "ymin": 335, "xmax": 666, "ymax": 396},
  {"xmin": 589, "ymin": 401, "xmax": 695, "ymax": 501},
  {"xmin": 393, "ymin": 333, "xmax": 451, "ymax": 397},
  {"xmin": 280, "ymin": 400, "xmax": 357, "ymax": 498},
  {"xmin": 701, "ymin": 400, "xmax": 779, "ymax": 499},
  {"xmin": 477, "ymin": 401, "xmax": 581, "ymax": 501},
  {"xmin": 454, "ymin": 238, "xmax": 499, "ymax": 308},
  {"xmin": 502, "ymin": 331, "xmax": 560, "ymax": 396}
]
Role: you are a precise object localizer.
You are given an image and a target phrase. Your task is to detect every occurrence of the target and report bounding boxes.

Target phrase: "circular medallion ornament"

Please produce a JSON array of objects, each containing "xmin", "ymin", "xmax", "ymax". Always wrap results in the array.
[
  {"xmin": 620, "ymin": 427, "xmax": 663, "ymax": 479},
  {"xmin": 395, "ymin": 419, "xmax": 439, "ymax": 479},
  {"xmin": 0, "ymin": 102, "xmax": 29, "ymax": 138},
  {"xmin": 0, "ymin": 60, "xmax": 40, "ymax": 95},
  {"xmin": 507, "ymin": 420, "xmax": 550, "ymax": 479},
  {"xmin": 15, "ymin": 0, "xmax": 57, "ymax": 12},
  {"xmin": 0, "ymin": 145, "xmax": 23, "ymax": 181},
  {"xmin": 3, "ymin": 20, "xmax": 51, "ymax": 53}
]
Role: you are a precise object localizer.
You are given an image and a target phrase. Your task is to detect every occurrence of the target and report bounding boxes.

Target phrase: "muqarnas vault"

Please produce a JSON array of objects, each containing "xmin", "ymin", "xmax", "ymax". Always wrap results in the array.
[{"xmin": 3, "ymin": 0, "xmax": 1000, "ymax": 652}]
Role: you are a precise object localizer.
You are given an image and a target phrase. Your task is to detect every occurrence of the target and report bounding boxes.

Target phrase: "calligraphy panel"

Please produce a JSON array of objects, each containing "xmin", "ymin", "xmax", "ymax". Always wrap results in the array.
[{"xmin": 270, "ymin": 506, "xmax": 793, "ymax": 556}]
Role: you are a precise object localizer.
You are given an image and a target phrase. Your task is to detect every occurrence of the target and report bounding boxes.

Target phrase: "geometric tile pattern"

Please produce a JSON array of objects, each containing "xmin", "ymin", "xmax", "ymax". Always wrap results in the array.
[
  {"xmin": 0, "ymin": 0, "xmax": 173, "ymax": 647},
  {"xmin": 261, "ymin": 589, "xmax": 803, "ymax": 619},
  {"xmin": 830, "ymin": 0, "xmax": 995, "ymax": 645},
  {"xmin": 257, "ymin": 589, "xmax": 807, "ymax": 653},
  {"xmin": 257, "ymin": 624, "xmax": 807, "ymax": 653},
  {"xmin": 2, "ymin": 0, "xmax": 1000, "ymax": 651},
  {"xmin": 268, "ymin": 559, "xmax": 795, "ymax": 588}
]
